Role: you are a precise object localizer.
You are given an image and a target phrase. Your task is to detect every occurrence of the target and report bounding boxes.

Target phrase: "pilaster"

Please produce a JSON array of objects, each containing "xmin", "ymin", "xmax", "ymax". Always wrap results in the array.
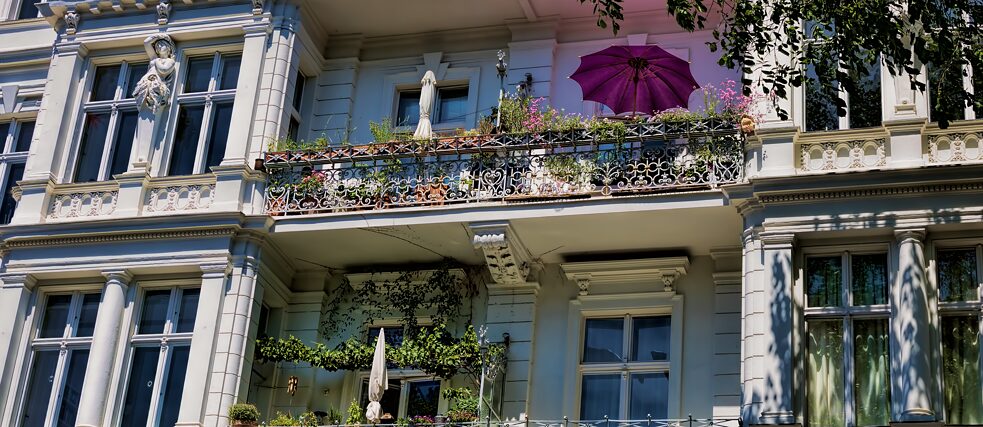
[
  {"xmin": 76, "ymin": 270, "xmax": 133, "ymax": 427},
  {"xmin": 176, "ymin": 263, "xmax": 230, "ymax": 427},
  {"xmin": 0, "ymin": 274, "xmax": 37, "ymax": 423},
  {"xmin": 220, "ymin": 22, "xmax": 271, "ymax": 167},
  {"xmin": 892, "ymin": 228, "xmax": 937, "ymax": 423},
  {"xmin": 250, "ymin": 9, "xmax": 300, "ymax": 157}
]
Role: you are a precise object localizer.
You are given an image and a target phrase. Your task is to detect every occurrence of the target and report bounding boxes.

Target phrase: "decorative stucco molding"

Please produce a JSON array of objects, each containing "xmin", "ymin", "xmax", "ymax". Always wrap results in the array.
[
  {"xmin": 156, "ymin": 0, "xmax": 171, "ymax": 25},
  {"xmin": 928, "ymin": 131, "xmax": 982, "ymax": 164},
  {"xmin": 757, "ymin": 181, "xmax": 983, "ymax": 204},
  {"xmin": 63, "ymin": 10, "xmax": 79, "ymax": 35},
  {"xmin": 47, "ymin": 190, "xmax": 118, "ymax": 220},
  {"xmin": 560, "ymin": 256, "xmax": 690, "ymax": 295},
  {"xmin": 4, "ymin": 227, "xmax": 239, "ymax": 249},
  {"xmin": 470, "ymin": 222, "xmax": 531, "ymax": 286},
  {"xmin": 800, "ymin": 138, "xmax": 887, "ymax": 172},
  {"xmin": 145, "ymin": 182, "xmax": 214, "ymax": 213}
]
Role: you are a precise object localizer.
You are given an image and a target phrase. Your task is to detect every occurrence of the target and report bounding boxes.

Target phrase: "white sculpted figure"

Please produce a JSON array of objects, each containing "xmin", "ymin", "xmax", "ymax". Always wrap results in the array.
[{"xmin": 133, "ymin": 34, "xmax": 176, "ymax": 114}]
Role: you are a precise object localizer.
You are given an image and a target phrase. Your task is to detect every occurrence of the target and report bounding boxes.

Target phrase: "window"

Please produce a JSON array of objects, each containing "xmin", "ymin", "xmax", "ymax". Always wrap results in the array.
[
  {"xmin": 804, "ymin": 252, "xmax": 891, "ymax": 427},
  {"xmin": 19, "ymin": 291, "xmax": 100, "ymax": 427},
  {"xmin": 803, "ymin": 23, "xmax": 882, "ymax": 132},
  {"xmin": 936, "ymin": 247, "xmax": 983, "ymax": 424},
  {"xmin": 359, "ymin": 326, "xmax": 440, "ymax": 420},
  {"xmin": 73, "ymin": 63, "xmax": 146, "ymax": 183},
  {"xmin": 0, "ymin": 120, "xmax": 33, "ymax": 224},
  {"xmin": 395, "ymin": 86, "xmax": 470, "ymax": 129},
  {"xmin": 928, "ymin": 51, "xmax": 983, "ymax": 122},
  {"xmin": 168, "ymin": 53, "xmax": 240, "ymax": 176},
  {"xmin": 16, "ymin": 0, "xmax": 40, "ymax": 19},
  {"xmin": 578, "ymin": 315, "xmax": 671, "ymax": 420},
  {"xmin": 119, "ymin": 287, "xmax": 198, "ymax": 427},
  {"xmin": 287, "ymin": 71, "xmax": 307, "ymax": 142}
]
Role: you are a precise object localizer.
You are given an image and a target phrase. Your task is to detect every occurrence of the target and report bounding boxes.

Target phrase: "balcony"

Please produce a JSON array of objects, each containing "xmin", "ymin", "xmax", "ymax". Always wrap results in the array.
[{"xmin": 262, "ymin": 119, "xmax": 745, "ymax": 216}]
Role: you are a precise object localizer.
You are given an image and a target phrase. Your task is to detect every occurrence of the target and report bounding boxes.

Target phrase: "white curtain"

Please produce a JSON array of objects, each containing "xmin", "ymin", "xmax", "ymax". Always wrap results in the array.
[
  {"xmin": 943, "ymin": 316, "xmax": 983, "ymax": 424},
  {"xmin": 854, "ymin": 319, "xmax": 890, "ymax": 426},
  {"xmin": 808, "ymin": 320, "xmax": 845, "ymax": 427}
]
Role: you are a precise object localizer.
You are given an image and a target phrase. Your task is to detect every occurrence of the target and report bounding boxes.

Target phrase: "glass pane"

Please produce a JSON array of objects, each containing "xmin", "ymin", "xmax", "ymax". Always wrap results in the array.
[
  {"xmin": 15, "ymin": 121, "xmax": 34, "ymax": 152},
  {"xmin": 75, "ymin": 293, "xmax": 101, "ymax": 337},
  {"xmin": 854, "ymin": 319, "xmax": 890, "ymax": 426},
  {"xmin": 851, "ymin": 254, "xmax": 888, "ymax": 305},
  {"xmin": 109, "ymin": 111, "xmax": 138, "ymax": 177},
  {"xmin": 437, "ymin": 87, "xmax": 468, "ymax": 123},
  {"xmin": 175, "ymin": 288, "xmax": 199, "ymax": 333},
  {"xmin": 184, "ymin": 57, "xmax": 214, "ymax": 93},
  {"xmin": 807, "ymin": 256, "xmax": 842, "ymax": 307},
  {"xmin": 91, "ymin": 66, "xmax": 121, "ymax": 102},
  {"xmin": 169, "ymin": 105, "xmax": 205, "ymax": 176},
  {"xmin": 366, "ymin": 327, "xmax": 405, "ymax": 347},
  {"xmin": 805, "ymin": 53, "xmax": 841, "ymax": 132},
  {"xmin": 292, "ymin": 72, "xmax": 306, "ymax": 111},
  {"xmin": 74, "ymin": 113, "xmax": 111, "ymax": 183},
  {"xmin": 929, "ymin": 62, "xmax": 967, "ymax": 122},
  {"xmin": 942, "ymin": 316, "xmax": 983, "ymax": 425},
  {"xmin": 55, "ymin": 349, "xmax": 89, "ymax": 427},
  {"xmin": 0, "ymin": 123, "xmax": 8, "ymax": 149},
  {"xmin": 17, "ymin": 0, "xmax": 39, "ymax": 19},
  {"xmin": 396, "ymin": 91, "xmax": 421, "ymax": 127},
  {"xmin": 138, "ymin": 290, "xmax": 171, "ymax": 334},
  {"xmin": 406, "ymin": 380, "xmax": 440, "ymax": 418},
  {"xmin": 629, "ymin": 372, "xmax": 669, "ymax": 420},
  {"xmin": 20, "ymin": 350, "xmax": 58, "ymax": 427},
  {"xmin": 360, "ymin": 379, "xmax": 402, "ymax": 422},
  {"xmin": 580, "ymin": 374, "xmax": 621, "ymax": 420},
  {"xmin": 849, "ymin": 57, "xmax": 882, "ymax": 129},
  {"xmin": 0, "ymin": 163, "xmax": 24, "ymax": 224},
  {"xmin": 158, "ymin": 346, "xmax": 190, "ymax": 427},
  {"xmin": 631, "ymin": 316, "xmax": 670, "ymax": 362},
  {"xmin": 219, "ymin": 55, "xmax": 241, "ymax": 90},
  {"xmin": 938, "ymin": 249, "xmax": 979, "ymax": 302},
  {"xmin": 40, "ymin": 294, "xmax": 72, "ymax": 338},
  {"xmin": 125, "ymin": 63, "xmax": 148, "ymax": 98},
  {"xmin": 119, "ymin": 347, "xmax": 160, "ymax": 427},
  {"xmin": 204, "ymin": 102, "xmax": 234, "ymax": 170},
  {"xmin": 583, "ymin": 318, "xmax": 624, "ymax": 363},
  {"xmin": 807, "ymin": 320, "xmax": 845, "ymax": 427},
  {"xmin": 973, "ymin": 50, "xmax": 983, "ymax": 117}
]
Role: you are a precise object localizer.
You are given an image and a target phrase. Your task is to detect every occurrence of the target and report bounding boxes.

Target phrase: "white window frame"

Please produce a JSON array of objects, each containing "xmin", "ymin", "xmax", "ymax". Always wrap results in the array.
[
  {"xmin": 0, "ymin": 118, "xmax": 32, "ymax": 222},
  {"xmin": 929, "ymin": 239, "xmax": 983, "ymax": 422},
  {"xmin": 563, "ymin": 293, "xmax": 684, "ymax": 420},
  {"xmin": 67, "ymin": 61, "xmax": 145, "ymax": 182},
  {"xmin": 796, "ymin": 244, "xmax": 894, "ymax": 427},
  {"xmin": 13, "ymin": 288, "xmax": 101, "ymax": 427},
  {"xmin": 6, "ymin": 0, "xmax": 43, "ymax": 20},
  {"xmin": 161, "ymin": 50, "xmax": 240, "ymax": 176},
  {"xmin": 286, "ymin": 69, "xmax": 308, "ymax": 142},
  {"xmin": 382, "ymin": 67, "xmax": 480, "ymax": 135},
  {"xmin": 927, "ymin": 61, "xmax": 980, "ymax": 122},
  {"xmin": 115, "ymin": 284, "xmax": 198, "ymax": 427}
]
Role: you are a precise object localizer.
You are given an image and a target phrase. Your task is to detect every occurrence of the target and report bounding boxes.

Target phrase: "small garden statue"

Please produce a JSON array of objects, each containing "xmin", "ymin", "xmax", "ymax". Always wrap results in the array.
[{"xmin": 133, "ymin": 33, "xmax": 176, "ymax": 114}]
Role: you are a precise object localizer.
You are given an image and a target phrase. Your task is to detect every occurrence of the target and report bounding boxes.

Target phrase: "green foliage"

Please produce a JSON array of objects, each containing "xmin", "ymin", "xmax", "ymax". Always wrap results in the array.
[
  {"xmin": 369, "ymin": 117, "xmax": 412, "ymax": 143},
  {"xmin": 543, "ymin": 156, "xmax": 597, "ymax": 184},
  {"xmin": 298, "ymin": 411, "xmax": 321, "ymax": 427},
  {"xmin": 228, "ymin": 403, "xmax": 260, "ymax": 422},
  {"xmin": 443, "ymin": 387, "xmax": 479, "ymax": 422},
  {"xmin": 579, "ymin": 0, "xmax": 983, "ymax": 127},
  {"xmin": 269, "ymin": 135, "xmax": 331, "ymax": 152},
  {"xmin": 267, "ymin": 411, "xmax": 299, "ymax": 426},
  {"xmin": 346, "ymin": 399, "xmax": 365, "ymax": 425}
]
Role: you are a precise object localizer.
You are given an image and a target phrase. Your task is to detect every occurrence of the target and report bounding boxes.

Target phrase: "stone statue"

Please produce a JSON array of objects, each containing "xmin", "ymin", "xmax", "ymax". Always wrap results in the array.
[{"xmin": 133, "ymin": 33, "xmax": 176, "ymax": 114}]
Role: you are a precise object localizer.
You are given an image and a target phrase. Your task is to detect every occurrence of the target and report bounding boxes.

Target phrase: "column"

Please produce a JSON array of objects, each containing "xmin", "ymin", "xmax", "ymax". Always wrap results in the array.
[
  {"xmin": 892, "ymin": 229, "xmax": 936, "ymax": 422},
  {"xmin": 742, "ymin": 230, "xmax": 796, "ymax": 425},
  {"xmin": 12, "ymin": 41, "xmax": 88, "ymax": 225},
  {"xmin": 484, "ymin": 281, "xmax": 539, "ymax": 419},
  {"xmin": 204, "ymin": 241, "xmax": 262, "ymax": 427},
  {"xmin": 250, "ymin": 8, "xmax": 300, "ymax": 158},
  {"xmin": 175, "ymin": 263, "xmax": 229, "ymax": 427},
  {"xmin": 76, "ymin": 270, "xmax": 132, "ymax": 427},
  {"xmin": 711, "ymin": 249, "xmax": 743, "ymax": 421},
  {"xmin": 211, "ymin": 23, "xmax": 270, "ymax": 213},
  {"xmin": 0, "ymin": 274, "xmax": 36, "ymax": 422}
]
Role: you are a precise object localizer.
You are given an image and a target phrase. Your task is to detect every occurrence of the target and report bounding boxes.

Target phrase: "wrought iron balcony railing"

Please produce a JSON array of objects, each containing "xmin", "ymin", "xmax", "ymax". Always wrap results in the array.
[
  {"xmin": 263, "ymin": 119, "xmax": 745, "ymax": 215},
  {"xmin": 313, "ymin": 417, "xmax": 739, "ymax": 427}
]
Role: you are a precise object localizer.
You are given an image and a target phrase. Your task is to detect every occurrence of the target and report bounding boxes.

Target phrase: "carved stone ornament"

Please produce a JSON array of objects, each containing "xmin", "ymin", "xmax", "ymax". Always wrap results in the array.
[
  {"xmin": 252, "ymin": 0, "xmax": 264, "ymax": 15},
  {"xmin": 133, "ymin": 33, "xmax": 176, "ymax": 114},
  {"xmin": 156, "ymin": 0, "xmax": 171, "ymax": 25},
  {"xmin": 471, "ymin": 224, "xmax": 531, "ymax": 285},
  {"xmin": 63, "ymin": 11, "xmax": 80, "ymax": 35}
]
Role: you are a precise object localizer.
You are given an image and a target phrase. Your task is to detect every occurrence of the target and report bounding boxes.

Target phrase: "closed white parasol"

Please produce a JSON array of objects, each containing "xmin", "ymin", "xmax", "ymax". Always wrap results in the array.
[
  {"xmin": 414, "ymin": 70, "xmax": 437, "ymax": 139},
  {"xmin": 365, "ymin": 328, "xmax": 388, "ymax": 423}
]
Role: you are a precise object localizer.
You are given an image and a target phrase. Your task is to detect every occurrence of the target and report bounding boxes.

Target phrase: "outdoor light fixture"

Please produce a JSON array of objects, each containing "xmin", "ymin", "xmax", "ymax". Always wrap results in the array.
[{"xmin": 287, "ymin": 375, "xmax": 299, "ymax": 396}]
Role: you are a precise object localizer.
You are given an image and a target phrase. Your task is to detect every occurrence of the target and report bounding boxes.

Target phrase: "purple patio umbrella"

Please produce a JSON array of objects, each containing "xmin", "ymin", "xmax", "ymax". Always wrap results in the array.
[{"xmin": 570, "ymin": 45, "xmax": 700, "ymax": 115}]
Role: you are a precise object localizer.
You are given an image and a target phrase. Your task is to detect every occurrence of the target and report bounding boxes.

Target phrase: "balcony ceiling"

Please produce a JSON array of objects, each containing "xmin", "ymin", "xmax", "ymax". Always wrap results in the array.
[{"xmin": 303, "ymin": 0, "xmax": 668, "ymax": 39}]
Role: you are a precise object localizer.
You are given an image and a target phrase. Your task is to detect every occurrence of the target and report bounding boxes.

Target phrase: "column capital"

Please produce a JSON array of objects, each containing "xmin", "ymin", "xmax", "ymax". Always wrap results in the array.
[
  {"xmin": 101, "ymin": 270, "xmax": 133, "ymax": 284},
  {"xmin": 242, "ymin": 21, "xmax": 272, "ymax": 36},
  {"xmin": 53, "ymin": 40, "xmax": 88, "ymax": 57},
  {"xmin": 759, "ymin": 232, "xmax": 795, "ymax": 248},
  {"xmin": 470, "ymin": 221, "xmax": 532, "ymax": 286},
  {"xmin": 200, "ymin": 263, "xmax": 230, "ymax": 278},
  {"xmin": 0, "ymin": 273, "xmax": 37, "ymax": 290},
  {"xmin": 895, "ymin": 227, "xmax": 926, "ymax": 243}
]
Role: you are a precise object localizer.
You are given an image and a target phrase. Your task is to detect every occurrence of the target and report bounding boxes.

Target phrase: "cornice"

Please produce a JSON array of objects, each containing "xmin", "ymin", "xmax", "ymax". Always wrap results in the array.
[
  {"xmin": 757, "ymin": 181, "xmax": 983, "ymax": 205},
  {"xmin": 3, "ymin": 226, "xmax": 239, "ymax": 249}
]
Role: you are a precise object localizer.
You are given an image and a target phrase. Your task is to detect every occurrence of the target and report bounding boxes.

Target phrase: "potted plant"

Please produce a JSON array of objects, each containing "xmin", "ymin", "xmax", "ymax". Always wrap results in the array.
[
  {"xmin": 267, "ymin": 411, "xmax": 298, "ymax": 426},
  {"xmin": 228, "ymin": 403, "xmax": 260, "ymax": 427}
]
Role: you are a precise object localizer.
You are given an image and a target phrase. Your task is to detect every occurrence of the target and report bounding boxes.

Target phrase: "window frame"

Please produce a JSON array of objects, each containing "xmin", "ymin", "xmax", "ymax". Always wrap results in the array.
[
  {"xmin": 115, "ymin": 284, "xmax": 199, "ymax": 427},
  {"xmin": 68, "ymin": 60, "xmax": 146, "ymax": 183},
  {"xmin": 381, "ymin": 66, "xmax": 481, "ymax": 138},
  {"xmin": 930, "ymin": 240, "xmax": 983, "ymax": 423},
  {"xmin": 287, "ymin": 70, "xmax": 308, "ymax": 142},
  {"xmin": 393, "ymin": 83, "xmax": 472, "ymax": 133},
  {"xmin": 162, "ymin": 50, "xmax": 240, "ymax": 176},
  {"xmin": 565, "ymin": 293, "xmax": 684, "ymax": 420},
  {"xmin": 797, "ymin": 244, "xmax": 895, "ymax": 427},
  {"xmin": 0, "ymin": 119, "xmax": 32, "ymax": 224},
  {"xmin": 14, "ymin": 288, "xmax": 102, "ymax": 427},
  {"xmin": 927, "ymin": 59, "xmax": 982, "ymax": 123}
]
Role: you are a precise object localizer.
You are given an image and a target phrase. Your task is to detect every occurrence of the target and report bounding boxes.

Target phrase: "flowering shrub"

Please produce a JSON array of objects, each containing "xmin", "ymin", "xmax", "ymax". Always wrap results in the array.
[
  {"xmin": 700, "ymin": 79, "xmax": 766, "ymax": 121},
  {"xmin": 410, "ymin": 415, "xmax": 436, "ymax": 425}
]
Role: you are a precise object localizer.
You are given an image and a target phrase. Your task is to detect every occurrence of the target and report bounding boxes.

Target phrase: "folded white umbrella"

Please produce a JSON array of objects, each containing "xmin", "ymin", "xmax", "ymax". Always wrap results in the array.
[
  {"xmin": 414, "ymin": 70, "xmax": 436, "ymax": 139},
  {"xmin": 365, "ymin": 328, "xmax": 388, "ymax": 423}
]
